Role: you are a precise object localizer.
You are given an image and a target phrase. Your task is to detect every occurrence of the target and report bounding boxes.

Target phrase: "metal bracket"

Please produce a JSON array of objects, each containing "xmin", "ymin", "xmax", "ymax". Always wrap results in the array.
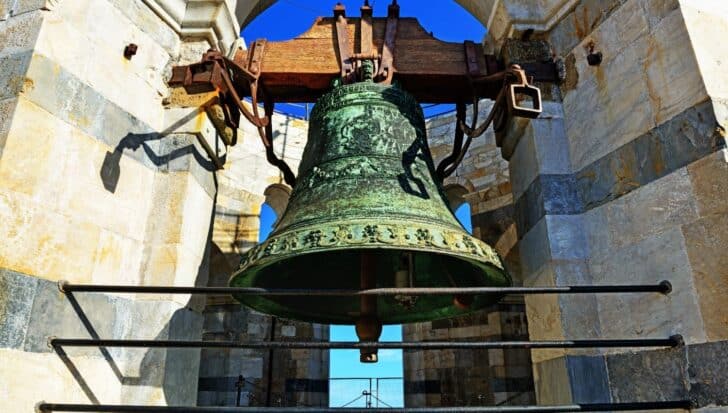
[
  {"xmin": 334, "ymin": 3, "xmax": 355, "ymax": 84},
  {"xmin": 507, "ymin": 66, "xmax": 542, "ymax": 119},
  {"xmin": 437, "ymin": 64, "xmax": 543, "ymax": 179},
  {"xmin": 376, "ymin": 0, "xmax": 400, "ymax": 85},
  {"xmin": 168, "ymin": 48, "xmax": 296, "ymax": 185}
]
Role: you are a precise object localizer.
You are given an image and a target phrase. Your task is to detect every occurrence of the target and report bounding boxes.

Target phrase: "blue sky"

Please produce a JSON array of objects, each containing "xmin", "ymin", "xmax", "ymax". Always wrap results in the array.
[
  {"xmin": 242, "ymin": 0, "xmax": 487, "ymax": 44},
  {"xmin": 249, "ymin": 1, "xmax": 482, "ymax": 407},
  {"xmin": 259, "ymin": 203, "xmax": 471, "ymax": 408}
]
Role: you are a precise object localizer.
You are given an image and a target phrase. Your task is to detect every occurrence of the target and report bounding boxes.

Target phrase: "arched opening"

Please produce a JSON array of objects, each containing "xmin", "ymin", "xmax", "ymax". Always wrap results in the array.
[
  {"xmin": 236, "ymin": 1, "xmax": 498, "ymax": 409},
  {"xmin": 445, "ymin": 183, "xmax": 474, "ymax": 234},
  {"xmin": 258, "ymin": 203, "xmax": 277, "ymax": 242},
  {"xmin": 259, "ymin": 184, "xmax": 291, "ymax": 242},
  {"xmin": 455, "ymin": 202, "xmax": 473, "ymax": 234},
  {"xmin": 238, "ymin": 0, "xmax": 492, "ymax": 36}
]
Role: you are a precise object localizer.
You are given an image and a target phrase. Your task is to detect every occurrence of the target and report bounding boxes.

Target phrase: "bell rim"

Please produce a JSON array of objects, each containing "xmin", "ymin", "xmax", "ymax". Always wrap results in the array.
[{"xmin": 229, "ymin": 246, "xmax": 510, "ymax": 325}]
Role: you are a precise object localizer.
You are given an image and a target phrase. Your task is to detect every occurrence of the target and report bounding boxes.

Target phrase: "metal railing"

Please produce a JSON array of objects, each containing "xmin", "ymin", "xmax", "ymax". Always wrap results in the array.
[
  {"xmin": 330, "ymin": 377, "xmax": 404, "ymax": 408},
  {"xmin": 37, "ymin": 279, "xmax": 691, "ymax": 412}
]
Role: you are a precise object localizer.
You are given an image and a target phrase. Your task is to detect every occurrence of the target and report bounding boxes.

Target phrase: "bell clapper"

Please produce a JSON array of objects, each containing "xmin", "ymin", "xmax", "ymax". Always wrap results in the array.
[
  {"xmin": 394, "ymin": 252, "xmax": 417, "ymax": 309},
  {"xmin": 357, "ymin": 252, "xmax": 383, "ymax": 363}
]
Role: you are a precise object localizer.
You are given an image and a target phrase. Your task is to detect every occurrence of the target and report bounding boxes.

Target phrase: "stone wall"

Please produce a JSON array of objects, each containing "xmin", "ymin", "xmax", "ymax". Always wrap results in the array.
[
  {"xmin": 497, "ymin": 0, "xmax": 727, "ymax": 408},
  {"xmin": 0, "ymin": 0, "xmax": 330, "ymax": 409},
  {"xmin": 402, "ymin": 104, "xmax": 535, "ymax": 407},
  {"xmin": 0, "ymin": 0, "xmax": 211, "ymax": 408}
]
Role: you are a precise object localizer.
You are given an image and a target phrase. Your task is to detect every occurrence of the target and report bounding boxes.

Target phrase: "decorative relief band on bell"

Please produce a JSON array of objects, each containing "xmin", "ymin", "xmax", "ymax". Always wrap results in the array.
[
  {"xmin": 295, "ymin": 155, "xmax": 429, "ymax": 192},
  {"xmin": 236, "ymin": 220, "xmax": 504, "ymax": 273}
]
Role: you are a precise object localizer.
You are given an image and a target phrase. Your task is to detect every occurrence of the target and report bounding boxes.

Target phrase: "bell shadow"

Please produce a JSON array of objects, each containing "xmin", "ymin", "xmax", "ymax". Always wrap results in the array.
[{"xmin": 101, "ymin": 108, "xmax": 223, "ymax": 193}]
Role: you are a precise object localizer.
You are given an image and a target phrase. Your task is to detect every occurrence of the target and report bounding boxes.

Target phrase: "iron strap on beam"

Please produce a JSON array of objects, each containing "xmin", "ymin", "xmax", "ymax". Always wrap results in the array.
[
  {"xmin": 49, "ymin": 336, "xmax": 683, "ymax": 350},
  {"xmin": 57, "ymin": 281, "xmax": 672, "ymax": 296},
  {"xmin": 36, "ymin": 401, "xmax": 693, "ymax": 412}
]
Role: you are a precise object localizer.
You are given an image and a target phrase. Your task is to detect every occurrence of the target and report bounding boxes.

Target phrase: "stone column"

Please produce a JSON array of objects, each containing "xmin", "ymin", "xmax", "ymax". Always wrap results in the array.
[
  {"xmin": 0, "ymin": 0, "xmax": 240, "ymax": 409},
  {"xmin": 489, "ymin": 0, "xmax": 727, "ymax": 408}
]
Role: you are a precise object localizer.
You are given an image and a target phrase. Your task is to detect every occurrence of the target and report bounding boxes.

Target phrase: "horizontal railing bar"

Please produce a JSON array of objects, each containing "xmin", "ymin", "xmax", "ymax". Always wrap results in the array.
[
  {"xmin": 57, "ymin": 281, "xmax": 672, "ymax": 296},
  {"xmin": 49, "ymin": 336, "xmax": 683, "ymax": 350},
  {"xmin": 36, "ymin": 401, "xmax": 693, "ymax": 412}
]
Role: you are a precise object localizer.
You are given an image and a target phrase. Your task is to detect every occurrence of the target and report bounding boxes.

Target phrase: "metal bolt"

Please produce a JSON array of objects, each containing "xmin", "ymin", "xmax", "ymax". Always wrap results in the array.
[
  {"xmin": 587, "ymin": 51, "xmax": 603, "ymax": 66},
  {"xmin": 586, "ymin": 41, "xmax": 602, "ymax": 66},
  {"xmin": 124, "ymin": 43, "xmax": 138, "ymax": 60}
]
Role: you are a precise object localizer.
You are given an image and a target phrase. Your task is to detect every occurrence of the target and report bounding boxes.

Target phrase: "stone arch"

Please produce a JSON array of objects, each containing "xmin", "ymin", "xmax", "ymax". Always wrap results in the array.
[{"xmin": 236, "ymin": 0, "xmax": 492, "ymax": 32}]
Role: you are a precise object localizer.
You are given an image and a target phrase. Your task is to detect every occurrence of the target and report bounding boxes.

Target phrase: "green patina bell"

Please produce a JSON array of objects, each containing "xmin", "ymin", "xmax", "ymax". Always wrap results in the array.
[{"xmin": 230, "ymin": 79, "xmax": 510, "ymax": 360}]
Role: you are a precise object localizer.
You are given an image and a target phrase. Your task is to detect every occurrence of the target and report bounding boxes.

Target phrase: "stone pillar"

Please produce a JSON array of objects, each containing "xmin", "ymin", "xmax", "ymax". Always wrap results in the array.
[
  {"xmin": 489, "ymin": 0, "xmax": 727, "ymax": 408},
  {"xmin": 0, "ymin": 0, "xmax": 240, "ymax": 409}
]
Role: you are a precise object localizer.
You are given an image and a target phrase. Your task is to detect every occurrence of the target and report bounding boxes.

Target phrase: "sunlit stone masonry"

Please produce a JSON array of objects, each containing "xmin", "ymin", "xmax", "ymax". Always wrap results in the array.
[{"xmin": 0, "ymin": 0, "xmax": 726, "ymax": 411}]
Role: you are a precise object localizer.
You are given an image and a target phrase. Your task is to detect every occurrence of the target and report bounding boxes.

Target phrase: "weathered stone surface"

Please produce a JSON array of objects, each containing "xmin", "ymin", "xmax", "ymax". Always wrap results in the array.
[
  {"xmin": 23, "ymin": 277, "xmax": 122, "ymax": 354},
  {"xmin": 508, "ymin": 105, "xmax": 571, "ymax": 199},
  {"xmin": 678, "ymin": 2, "xmax": 728, "ymax": 112},
  {"xmin": 512, "ymin": 101, "xmax": 723, "ymax": 237},
  {"xmin": 0, "ymin": 50, "xmax": 32, "ymax": 101},
  {"xmin": 682, "ymin": 213, "xmax": 728, "ymax": 341},
  {"xmin": 0, "ymin": 269, "xmax": 38, "ymax": 349},
  {"xmin": 0, "ymin": 96, "xmax": 17, "ymax": 150},
  {"xmin": 606, "ymin": 347, "xmax": 689, "ymax": 402},
  {"xmin": 23, "ymin": 53, "xmax": 162, "ymax": 150},
  {"xmin": 518, "ymin": 218, "xmax": 551, "ymax": 276},
  {"xmin": 532, "ymin": 357, "xmax": 572, "ymax": 404},
  {"xmin": 0, "ymin": 347, "xmax": 122, "ymax": 410},
  {"xmin": 11, "ymin": 0, "xmax": 58, "ymax": 16},
  {"xmin": 32, "ymin": 1, "xmax": 171, "ymax": 129},
  {"xmin": 592, "ymin": 227, "xmax": 706, "ymax": 345},
  {"xmin": 688, "ymin": 340, "xmax": 728, "ymax": 407},
  {"xmin": 513, "ymin": 174, "xmax": 580, "ymax": 237},
  {"xmin": 602, "ymin": 167, "xmax": 698, "ymax": 250},
  {"xmin": 0, "ymin": 10, "xmax": 43, "ymax": 57},
  {"xmin": 688, "ymin": 149, "xmax": 728, "ymax": 216},
  {"xmin": 562, "ymin": 1, "xmax": 708, "ymax": 171},
  {"xmin": 644, "ymin": 8, "xmax": 709, "ymax": 125},
  {"xmin": 566, "ymin": 355, "xmax": 610, "ymax": 403},
  {"xmin": 525, "ymin": 266, "xmax": 565, "ymax": 363},
  {"xmin": 543, "ymin": 215, "xmax": 589, "ymax": 262},
  {"xmin": 106, "ymin": 0, "xmax": 181, "ymax": 56}
]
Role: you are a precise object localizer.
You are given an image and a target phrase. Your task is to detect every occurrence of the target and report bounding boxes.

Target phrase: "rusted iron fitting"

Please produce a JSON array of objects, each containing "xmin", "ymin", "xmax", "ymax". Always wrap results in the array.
[
  {"xmin": 586, "ymin": 41, "xmax": 603, "ymax": 66},
  {"xmin": 123, "ymin": 43, "xmax": 138, "ymax": 60}
]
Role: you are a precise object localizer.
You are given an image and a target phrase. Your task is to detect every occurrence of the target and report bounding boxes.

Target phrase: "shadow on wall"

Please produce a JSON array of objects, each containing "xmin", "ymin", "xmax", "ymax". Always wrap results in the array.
[
  {"xmin": 99, "ymin": 108, "xmax": 222, "ymax": 193},
  {"xmin": 50, "ymin": 168, "xmax": 218, "ymax": 405},
  {"xmin": 52, "ymin": 300, "xmax": 205, "ymax": 405}
]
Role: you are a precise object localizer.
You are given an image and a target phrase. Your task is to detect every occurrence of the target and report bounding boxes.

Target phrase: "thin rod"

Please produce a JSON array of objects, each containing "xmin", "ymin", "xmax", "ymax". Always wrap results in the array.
[
  {"xmin": 49, "ymin": 336, "xmax": 682, "ymax": 350},
  {"xmin": 58, "ymin": 281, "xmax": 672, "ymax": 296},
  {"xmin": 36, "ymin": 400, "xmax": 693, "ymax": 412}
]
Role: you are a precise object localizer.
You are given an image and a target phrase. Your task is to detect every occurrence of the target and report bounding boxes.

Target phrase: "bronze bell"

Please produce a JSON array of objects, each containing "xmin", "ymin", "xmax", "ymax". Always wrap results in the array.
[{"xmin": 230, "ymin": 80, "xmax": 510, "ymax": 362}]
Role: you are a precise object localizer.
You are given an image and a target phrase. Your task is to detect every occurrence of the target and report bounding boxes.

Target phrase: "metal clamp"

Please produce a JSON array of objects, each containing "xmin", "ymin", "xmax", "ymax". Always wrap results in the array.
[{"xmin": 507, "ymin": 64, "xmax": 542, "ymax": 119}]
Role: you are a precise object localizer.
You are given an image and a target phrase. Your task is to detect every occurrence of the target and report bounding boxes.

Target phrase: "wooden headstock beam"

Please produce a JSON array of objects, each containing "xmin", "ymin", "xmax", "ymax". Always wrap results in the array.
[{"xmin": 231, "ymin": 16, "xmax": 503, "ymax": 103}]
